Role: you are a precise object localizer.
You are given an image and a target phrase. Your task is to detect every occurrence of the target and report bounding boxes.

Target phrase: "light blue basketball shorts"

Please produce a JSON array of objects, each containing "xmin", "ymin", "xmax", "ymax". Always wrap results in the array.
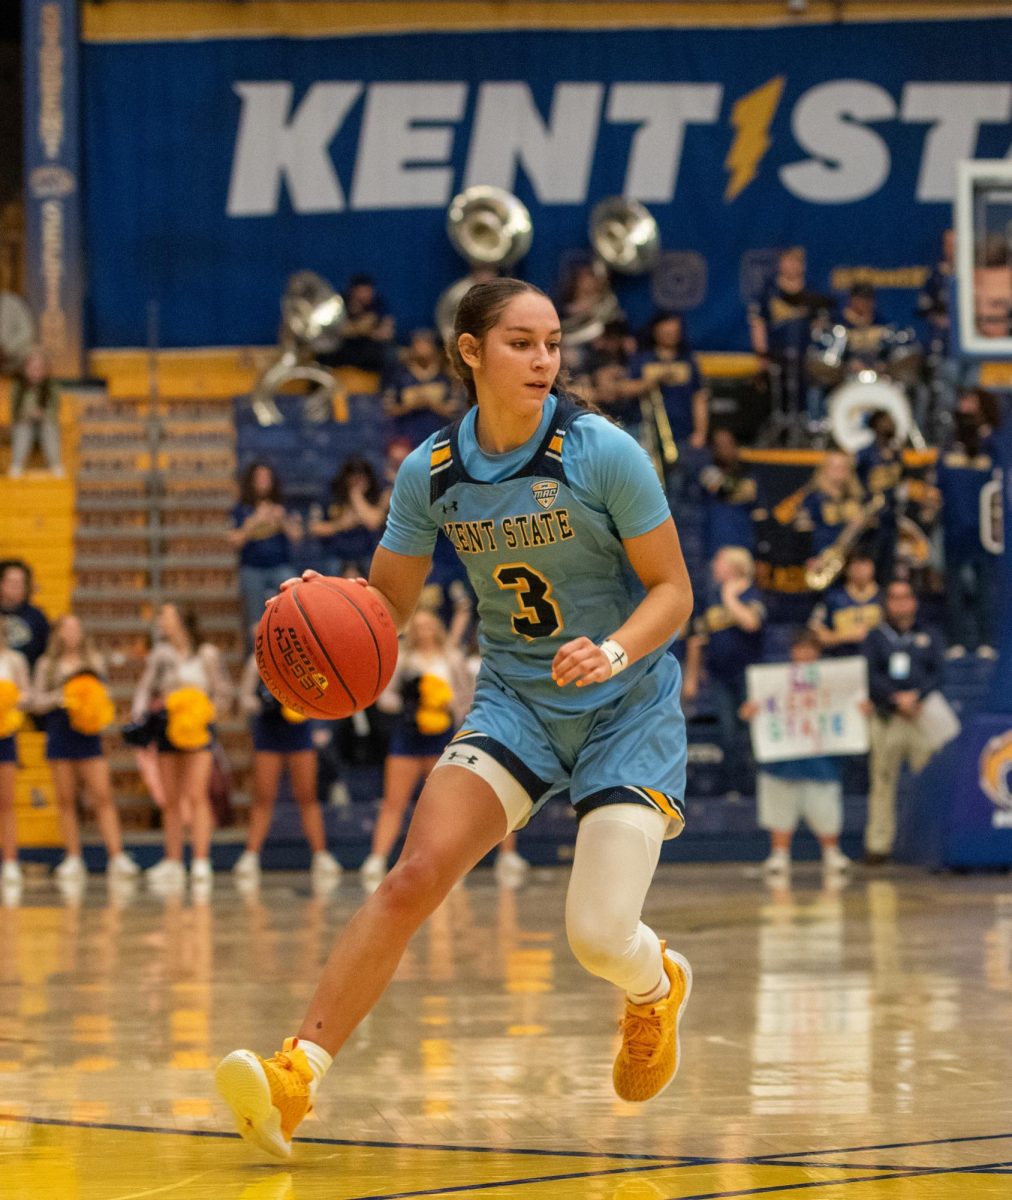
[{"xmin": 434, "ymin": 653, "xmax": 687, "ymax": 839}]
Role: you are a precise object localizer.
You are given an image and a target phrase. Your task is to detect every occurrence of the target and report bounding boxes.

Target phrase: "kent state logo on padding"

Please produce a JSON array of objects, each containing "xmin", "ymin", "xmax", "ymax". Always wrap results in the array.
[{"xmin": 979, "ymin": 730, "xmax": 1012, "ymax": 812}]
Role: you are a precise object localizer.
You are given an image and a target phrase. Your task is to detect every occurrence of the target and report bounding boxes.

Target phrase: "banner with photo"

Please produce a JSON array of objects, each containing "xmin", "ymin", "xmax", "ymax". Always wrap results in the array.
[
  {"xmin": 746, "ymin": 656, "xmax": 870, "ymax": 763},
  {"xmin": 24, "ymin": 0, "xmax": 84, "ymax": 375},
  {"xmin": 79, "ymin": 10, "xmax": 1012, "ymax": 348}
]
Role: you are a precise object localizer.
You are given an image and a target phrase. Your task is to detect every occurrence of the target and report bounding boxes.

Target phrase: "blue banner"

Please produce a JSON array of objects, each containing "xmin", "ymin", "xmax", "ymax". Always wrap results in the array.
[
  {"xmin": 987, "ymin": 417, "xmax": 1011, "ymax": 714},
  {"xmin": 24, "ymin": 0, "xmax": 84, "ymax": 376},
  {"xmin": 80, "ymin": 15, "xmax": 1012, "ymax": 349}
]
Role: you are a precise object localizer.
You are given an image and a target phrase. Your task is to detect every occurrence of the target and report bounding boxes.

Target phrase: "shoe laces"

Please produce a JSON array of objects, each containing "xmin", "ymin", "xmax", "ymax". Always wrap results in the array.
[
  {"xmin": 268, "ymin": 1044, "xmax": 313, "ymax": 1087},
  {"xmin": 619, "ymin": 1006, "xmax": 664, "ymax": 1063}
]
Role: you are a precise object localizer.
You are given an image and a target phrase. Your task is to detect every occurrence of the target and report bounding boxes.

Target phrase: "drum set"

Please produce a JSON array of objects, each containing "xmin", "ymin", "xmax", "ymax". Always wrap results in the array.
[
  {"xmin": 805, "ymin": 322, "xmax": 926, "ymax": 453},
  {"xmin": 760, "ymin": 317, "xmax": 930, "ymax": 452}
]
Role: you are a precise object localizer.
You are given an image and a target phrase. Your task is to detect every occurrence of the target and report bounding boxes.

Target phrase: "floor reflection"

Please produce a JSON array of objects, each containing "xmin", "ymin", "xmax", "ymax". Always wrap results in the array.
[{"xmin": 0, "ymin": 863, "xmax": 1010, "ymax": 1198}]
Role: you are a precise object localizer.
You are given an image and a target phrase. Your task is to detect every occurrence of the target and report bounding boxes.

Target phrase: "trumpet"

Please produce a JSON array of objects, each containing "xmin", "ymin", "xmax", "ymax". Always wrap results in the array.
[{"xmin": 639, "ymin": 387, "xmax": 679, "ymax": 481}]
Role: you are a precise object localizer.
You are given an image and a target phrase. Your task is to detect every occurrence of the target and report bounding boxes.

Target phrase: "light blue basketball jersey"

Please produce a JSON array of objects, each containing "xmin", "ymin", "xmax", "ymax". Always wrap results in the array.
[{"xmin": 381, "ymin": 394, "xmax": 675, "ymax": 715}]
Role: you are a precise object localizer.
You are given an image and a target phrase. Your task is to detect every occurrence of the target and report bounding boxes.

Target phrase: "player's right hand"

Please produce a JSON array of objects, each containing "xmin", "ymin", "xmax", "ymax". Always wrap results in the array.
[{"xmin": 267, "ymin": 569, "xmax": 321, "ymax": 605}]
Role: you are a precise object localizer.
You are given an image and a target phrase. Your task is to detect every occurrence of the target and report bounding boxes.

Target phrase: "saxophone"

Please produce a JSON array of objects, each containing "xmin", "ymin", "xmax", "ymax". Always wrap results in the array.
[{"xmin": 804, "ymin": 494, "xmax": 886, "ymax": 590}]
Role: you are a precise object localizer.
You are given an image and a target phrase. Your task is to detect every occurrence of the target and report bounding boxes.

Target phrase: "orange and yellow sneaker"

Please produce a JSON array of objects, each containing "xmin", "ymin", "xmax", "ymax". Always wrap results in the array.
[
  {"xmin": 215, "ymin": 1038, "xmax": 313, "ymax": 1158},
  {"xmin": 612, "ymin": 942, "xmax": 692, "ymax": 1103}
]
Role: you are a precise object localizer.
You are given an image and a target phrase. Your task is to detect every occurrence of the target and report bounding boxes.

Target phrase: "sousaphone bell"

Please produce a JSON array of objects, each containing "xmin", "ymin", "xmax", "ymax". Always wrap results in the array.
[
  {"xmin": 435, "ymin": 186, "xmax": 533, "ymax": 347},
  {"xmin": 250, "ymin": 271, "xmax": 347, "ymax": 426},
  {"xmin": 561, "ymin": 197, "xmax": 661, "ymax": 346},
  {"xmin": 566, "ymin": 199, "xmax": 674, "ymax": 475}
]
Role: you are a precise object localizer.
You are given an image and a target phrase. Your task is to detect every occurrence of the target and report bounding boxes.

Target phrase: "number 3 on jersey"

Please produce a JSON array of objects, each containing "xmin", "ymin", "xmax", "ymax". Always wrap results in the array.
[{"xmin": 493, "ymin": 563, "xmax": 563, "ymax": 640}]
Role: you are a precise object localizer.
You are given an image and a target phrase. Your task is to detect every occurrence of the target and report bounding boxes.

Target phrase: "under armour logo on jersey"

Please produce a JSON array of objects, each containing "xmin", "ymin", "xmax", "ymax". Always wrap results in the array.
[
  {"xmin": 441, "ymin": 500, "xmax": 459, "ymax": 515},
  {"xmin": 447, "ymin": 750, "xmax": 479, "ymax": 766},
  {"xmin": 531, "ymin": 480, "xmax": 559, "ymax": 509}
]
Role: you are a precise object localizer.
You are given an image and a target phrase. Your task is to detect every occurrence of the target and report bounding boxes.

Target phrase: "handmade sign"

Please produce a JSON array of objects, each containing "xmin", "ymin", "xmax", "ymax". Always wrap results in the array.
[{"xmin": 746, "ymin": 657, "xmax": 869, "ymax": 763}]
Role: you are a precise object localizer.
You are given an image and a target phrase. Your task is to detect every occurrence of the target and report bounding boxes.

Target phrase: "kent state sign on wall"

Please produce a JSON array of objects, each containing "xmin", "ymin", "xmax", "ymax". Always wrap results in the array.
[{"xmin": 81, "ymin": 16, "xmax": 1012, "ymax": 348}]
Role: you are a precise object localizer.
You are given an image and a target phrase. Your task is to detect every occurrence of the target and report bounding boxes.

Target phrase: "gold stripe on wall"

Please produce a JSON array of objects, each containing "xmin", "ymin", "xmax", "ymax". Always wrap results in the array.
[{"xmin": 80, "ymin": 1, "xmax": 1012, "ymax": 43}]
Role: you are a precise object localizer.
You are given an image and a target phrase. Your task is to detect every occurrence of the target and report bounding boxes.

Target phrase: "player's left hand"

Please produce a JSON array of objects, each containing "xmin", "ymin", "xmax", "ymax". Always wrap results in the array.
[{"xmin": 551, "ymin": 637, "xmax": 611, "ymax": 688}]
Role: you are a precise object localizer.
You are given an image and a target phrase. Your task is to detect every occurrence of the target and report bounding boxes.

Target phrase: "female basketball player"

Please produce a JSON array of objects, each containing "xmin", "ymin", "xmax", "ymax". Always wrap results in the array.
[
  {"xmin": 31, "ymin": 615, "xmax": 139, "ymax": 883},
  {"xmin": 131, "ymin": 604, "xmax": 233, "ymax": 890},
  {"xmin": 217, "ymin": 278, "xmax": 695, "ymax": 1157}
]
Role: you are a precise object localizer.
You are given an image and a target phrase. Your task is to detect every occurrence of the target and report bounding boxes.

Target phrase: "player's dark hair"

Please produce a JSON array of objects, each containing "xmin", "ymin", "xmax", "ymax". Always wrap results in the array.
[
  {"xmin": 239, "ymin": 460, "xmax": 282, "ymax": 506},
  {"xmin": 179, "ymin": 607, "xmax": 203, "ymax": 651},
  {"xmin": 791, "ymin": 627, "xmax": 822, "ymax": 653}
]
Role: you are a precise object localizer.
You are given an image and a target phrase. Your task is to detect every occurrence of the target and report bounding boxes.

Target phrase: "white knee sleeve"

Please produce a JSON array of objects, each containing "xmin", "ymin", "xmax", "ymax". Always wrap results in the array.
[{"xmin": 565, "ymin": 804, "xmax": 668, "ymax": 996}]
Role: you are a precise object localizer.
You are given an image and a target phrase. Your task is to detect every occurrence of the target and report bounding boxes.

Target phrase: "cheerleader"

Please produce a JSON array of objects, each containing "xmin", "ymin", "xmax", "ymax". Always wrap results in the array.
[
  {"xmin": 0, "ymin": 623, "xmax": 30, "ymax": 891},
  {"xmin": 31, "ymin": 615, "xmax": 139, "ymax": 883},
  {"xmin": 131, "ymin": 604, "xmax": 233, "ymax": 890},
  {"xmin": 359, "ymin": 605, "xmax": 472, "ymax": 890},
  {"xmin": 233, "ymin": 653, "xmax": 341, "ymax": 887}
]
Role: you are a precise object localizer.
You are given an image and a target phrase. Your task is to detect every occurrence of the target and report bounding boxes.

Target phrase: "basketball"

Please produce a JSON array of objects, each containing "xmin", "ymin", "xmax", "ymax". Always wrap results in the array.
[{"xmin": 255, "ymin": 576, "xmax": 398, "ymax": 719}]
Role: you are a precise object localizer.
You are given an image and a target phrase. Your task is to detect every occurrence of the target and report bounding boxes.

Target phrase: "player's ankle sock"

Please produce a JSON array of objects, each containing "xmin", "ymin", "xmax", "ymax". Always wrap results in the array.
[
  {"xmin": 628, "ymin": 972, "xmax": 671, "ymax": 1006},
  {"xmin": 294, "ymin": 1038, "xmax": 333, "ymax": 1094}
]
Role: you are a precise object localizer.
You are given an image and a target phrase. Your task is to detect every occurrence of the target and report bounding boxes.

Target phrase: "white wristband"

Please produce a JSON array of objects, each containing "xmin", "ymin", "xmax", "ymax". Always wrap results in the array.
[{"xmin": 599, "ymin": 638, "xmax": 629, "ymax": 677}]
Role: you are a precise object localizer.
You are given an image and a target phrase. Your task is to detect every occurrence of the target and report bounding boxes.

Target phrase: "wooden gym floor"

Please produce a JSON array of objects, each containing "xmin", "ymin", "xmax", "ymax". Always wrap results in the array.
[{"xmin": 2, "ymin": 861, "xmax": 1011, "ymax": 1199}]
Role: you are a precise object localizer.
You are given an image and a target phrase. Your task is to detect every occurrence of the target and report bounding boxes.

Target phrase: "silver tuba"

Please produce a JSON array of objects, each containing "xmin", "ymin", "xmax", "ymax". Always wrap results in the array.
[
  {"xmin": 250, "ymin": 271, "xmax": 347, "ymax": 426},
  {"xmin": 561, "ymin": 197, "xmax": 660, "ymax": 347},
  {"xmin": 434, "ymin": 186, "xmax": 533, "ymax": 347}
]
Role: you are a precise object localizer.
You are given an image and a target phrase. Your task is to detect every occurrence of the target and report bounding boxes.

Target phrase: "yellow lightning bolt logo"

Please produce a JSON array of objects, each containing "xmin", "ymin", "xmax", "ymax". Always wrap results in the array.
[{"xmin": 724, "ymin": 76, "xmax": 786, "ymax": 202}]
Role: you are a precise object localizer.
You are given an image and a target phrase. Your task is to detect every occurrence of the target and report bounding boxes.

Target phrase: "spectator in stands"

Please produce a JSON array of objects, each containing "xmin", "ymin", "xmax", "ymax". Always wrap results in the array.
[
  {"xmin": 863, "ymin": 578, "xmax": 943, "ymax": 865},
  {"xmin": 583, "ymin": 318, "xmax": 635, "ymax": 378},
  {"xmin": 383, "ymin": 436, "xmax": 412, "ymax": 491},
  {"xmin": 383, "ymin": 329, "xmax": 461, "ymax": 447},
  {"xmin": 683, "ymin": 547, "xmax": 766, "ymax": 797},
  {"xmin": 230, "ymin": 462, "xmax": 302, "ymax": 646},
  {"xmin": 31, "ymin": 615, "xmax": 139, "ymax": 884},
  {"xmin": 232, "ymin": 647, "xmax": 341, "ymax": 889},
  {"xmin": 0, "ymin": 620, "xmax": 30, "ymax": 892},
  {"xmin": 855, "ymin": 410, "xmax": 905, "ymax": 584},
  {"xmin": 698, "ymin": 428, "xmax": 764, "ymax": 559},
  {"xmin": 794, "ymin": 448, "xmax": 865, "ymax": 559},
  {"xmin": 328, "ymin": 273, "xmax": 397, "ymax": 381},
  {"xmin": 309, "ymin": 457, "xmax": 388, "ymax": 580},
  {"xmin": 131, "ymin": 604, "xmax": 234, "ymax": 891},
  {"xmin": 748, "ymin": 247, "xmax": 831, "ymax": 423},
  {"xmin": 588, "ymin": 358, "xmax": 636, "ymax": 427},
  {"xmin": 740, "ymin": 629, "xmax": 852, "ymax": 881},
  {"xmin": 917, "ymin": 228, "xmax": 955, "ymax": 359},
  {"xmin": 556, "ymin": 260, "xmax": 615, "ymax": 373},
  {"xmin": 936, "ymin": 400, "xmax": 998, "ymax": 658},
  {"xmin": 8, "ymin": 347, "xmax": 61, "ymax": 477},
  {"xmin": 0, "ymin": 559, "xmax": 50, "ymax": 668},
  {"xmin": 839, "ymin": 283, "xmax": 889, "ymax": 371},
  {"xmin": 808, "ymin": 549, "xmax": 882, "ymax": 656},
  {"xmin": 626, "ymin": 311, "xmax": 710, "ymax": 457}
]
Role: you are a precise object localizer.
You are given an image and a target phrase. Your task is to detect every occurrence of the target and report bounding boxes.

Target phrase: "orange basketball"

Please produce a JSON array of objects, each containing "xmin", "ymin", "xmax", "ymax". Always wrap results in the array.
[{"xmin": 255, "ymin": 576, "xmax": 398, "ymax": 719}]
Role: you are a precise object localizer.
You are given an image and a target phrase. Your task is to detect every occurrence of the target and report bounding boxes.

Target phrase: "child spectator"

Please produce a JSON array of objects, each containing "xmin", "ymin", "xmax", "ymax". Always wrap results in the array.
[{"xmin": 741, "ymin": 629, "xmax": 852, "ymax": 881}]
